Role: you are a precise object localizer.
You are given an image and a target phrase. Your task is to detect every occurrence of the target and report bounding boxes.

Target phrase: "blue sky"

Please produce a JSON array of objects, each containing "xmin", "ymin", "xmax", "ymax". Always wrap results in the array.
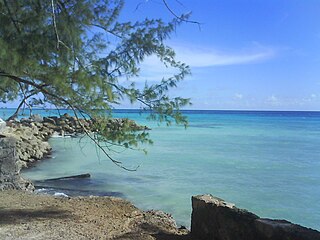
[
  {"xmin": 120, "ymin": 0, "xmax": 320, "ymax": 110},
  {"xmin": 2, "ymin": 0, "xmax": 320, "ymax": 110}
]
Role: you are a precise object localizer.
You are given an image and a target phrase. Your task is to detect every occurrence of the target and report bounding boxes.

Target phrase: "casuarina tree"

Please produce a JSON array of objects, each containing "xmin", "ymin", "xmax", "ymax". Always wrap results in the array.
[{"xmin": 0, "ymin": 0, "xmax": 191, "ymax": 169}]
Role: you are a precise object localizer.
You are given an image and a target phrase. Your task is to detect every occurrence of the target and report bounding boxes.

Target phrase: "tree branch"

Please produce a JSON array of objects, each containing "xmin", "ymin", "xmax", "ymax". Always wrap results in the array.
[
  {"xmin": 162, "ymin": 0, "xmax": 201, "ymax": 28},
  {"xmin": 0, "ymin": 71, "xmax": 138, "ymax": 171},
  {"xmin": 89, "ymin": 23, "xmax": 123, "ymax": 39},
  {"xmin": 3, "ymin": 0, "xmax": 21, "ymax": 33},
  {"xmin": 51, "ymin": 0, "xmax": 70, "ymax": 50},
  {"xmin": 6, "ymin": 90, "xmax": 38, "ymax": 121}
]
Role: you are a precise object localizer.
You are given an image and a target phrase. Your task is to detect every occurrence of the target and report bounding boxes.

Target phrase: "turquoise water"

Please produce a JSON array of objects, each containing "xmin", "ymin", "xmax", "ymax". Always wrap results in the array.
[{"xmin": 1, "ymin": 109, "xmax": 320, "ymax": 230}]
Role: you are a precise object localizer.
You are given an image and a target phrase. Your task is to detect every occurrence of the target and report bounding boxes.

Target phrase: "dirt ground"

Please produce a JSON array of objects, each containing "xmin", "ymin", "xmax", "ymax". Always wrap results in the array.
[{"xmin": 0, "ymin": 190, "xmax": 192, "ymax": 240}]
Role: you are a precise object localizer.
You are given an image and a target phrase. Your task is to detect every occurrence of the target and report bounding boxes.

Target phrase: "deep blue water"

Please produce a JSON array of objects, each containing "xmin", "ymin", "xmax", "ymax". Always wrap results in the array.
[{"xmin": 1, "ymin": 108, "xmax": 319, "ymax": 230}]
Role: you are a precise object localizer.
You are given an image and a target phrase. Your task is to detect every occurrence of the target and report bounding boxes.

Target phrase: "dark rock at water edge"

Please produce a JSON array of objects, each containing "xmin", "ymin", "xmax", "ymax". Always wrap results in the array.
[
  {"xmin": 191, "ymin": 194, "xmax": 320, "ymax": 240},
  {"xmin": 43, "ymin": 116, "xmax": 56, "ymax": 125}
]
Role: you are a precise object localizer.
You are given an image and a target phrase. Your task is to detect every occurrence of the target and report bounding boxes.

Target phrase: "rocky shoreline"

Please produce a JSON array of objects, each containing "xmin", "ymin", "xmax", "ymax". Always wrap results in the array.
[
  {"xmin": 0, "ymin": 114, "xmax": 190, "ymax": 239},
  {"xmin": 1, "ymin": 114, "xmax": 319, "ymax": 240},
  {"xmin": 0, "ymin": 113, "xmax": 151, "ymax": 191}
]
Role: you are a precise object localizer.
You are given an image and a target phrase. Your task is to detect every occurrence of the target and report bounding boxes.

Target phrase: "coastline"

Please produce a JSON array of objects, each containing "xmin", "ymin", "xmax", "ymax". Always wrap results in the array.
[
  {"xmin": 0, "ymin": 114, "xmax": 190, "ymax": 239},
  {"xmin": 1, "ymin": 113, "xmax": 320, "ymax": 239},
  {"xmin": 1, "ymin": 113, "xmax": 149, "ymax": 183}
]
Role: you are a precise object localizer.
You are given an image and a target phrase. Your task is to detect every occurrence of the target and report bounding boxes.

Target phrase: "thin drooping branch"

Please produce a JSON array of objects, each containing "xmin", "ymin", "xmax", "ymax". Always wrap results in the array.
[
  {"xmin": 89, "ymin": 23, "xmax": 123, "ymax": 39},
  {"xmin": 0, "ymin": 72, "xmax": 138, "ymax": 171},
  {"xmin": 0, "ymin": 86, "xmax": 9, "ymax": 94},
  {"xmin": 51, "ymin": 0, "xmax": 70, "ymax": 50},
  {"xmin": 51, "ymin": 0, "xmax": 60, "ymax": 49},
  {"xmin": 162, "ymin": 0, "xmax": 201, "ymax": 28},
  {"xmin": 6, "ymin": 89, "xmax": 39, "ymax": 121},
  {"xmin": 3, "ymin": 0, "xmax": 21, "ymax": 33},
  {"xmin": 18, "ymin": 82, "xmax": 33, "ymax": 116},
  {"xmin": 68, "ymin": 108, "xmax": 139, "ymax": 171},
  {"xmin": 7, "ymin": 98, "xmax": 26, "ymax": 121}
]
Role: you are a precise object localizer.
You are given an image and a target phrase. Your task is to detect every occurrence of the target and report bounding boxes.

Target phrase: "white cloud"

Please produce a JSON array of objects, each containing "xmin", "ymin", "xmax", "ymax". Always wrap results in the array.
[
  {"xmin": 234, "ymin": 93, "xmax": 243, "ymax": 99},
  {"xmin": 259, "ymin": 94, "xmax": 320, "ymax": 110},
  {"xmin": 129, "ymin": 42, "xmax": 276, "ymax": 83},
  {"xmin": 266, "ymin": 95, "xmax": 282, "ymax": 107},
  {"xmin": 173, "ymin": 44, "xmax": 276, "ymax": 67},
  {"xmin": 301, "ymin": 94, "xmax": 319, "ymax": 103},
  {"xmin": 267, "ymin": 95, "xmax": 278, "ymax": 102}
]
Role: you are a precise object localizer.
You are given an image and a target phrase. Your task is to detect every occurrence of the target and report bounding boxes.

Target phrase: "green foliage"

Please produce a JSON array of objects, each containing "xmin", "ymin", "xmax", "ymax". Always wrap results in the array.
[
  {"xmin": 0, "ymin": 0, "xmax": 191, "ymax": 166},
  {"xmin": 92, "ymin": 117, "xmax": 153, "ymax": 148}
]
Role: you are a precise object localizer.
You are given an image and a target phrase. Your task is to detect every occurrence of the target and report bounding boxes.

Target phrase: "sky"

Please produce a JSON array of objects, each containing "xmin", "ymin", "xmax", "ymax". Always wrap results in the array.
[
  {"xmin": 119, "ymin": 0, "xmax": 320, "ymax": 110},
  {"xmin": 2, "ymin": 0, "xmax": 320, "ymax": 111}
]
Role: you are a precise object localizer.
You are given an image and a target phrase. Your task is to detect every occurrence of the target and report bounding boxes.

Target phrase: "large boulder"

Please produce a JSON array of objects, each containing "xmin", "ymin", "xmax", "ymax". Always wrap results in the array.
[
  {"xmin": 30, "ymin": 114, "xmax": 43, "ymax": 123},
  {"xmin": 43, "ymin": 116, "xmax": 56, "ymax": 125},
  {"xmin": 0, "ymin": 118, "xmax": 6, "ymax": 133},
  {"xmin": 0, "ymin": 136, "xmax": 34, "ymax": 191},
  {"xmin": 3, "ymin": 125, "xmax": 52, "ymax": 164},
  {"xmin": 191, "ymin": 194, "xmax": 320, "ymax": 240}
]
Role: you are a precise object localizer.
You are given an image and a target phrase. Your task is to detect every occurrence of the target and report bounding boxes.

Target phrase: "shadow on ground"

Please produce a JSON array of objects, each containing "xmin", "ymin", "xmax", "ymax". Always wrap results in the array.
[
  {"xmin": 113, "ymin": 232, "xmax": 193, "ymax": 240},
  {"xmin": 152, "ymin": 233, "xmax": 194, "ymax": 240},
  {"xmin": 113, "ymin": 222, "xmax": 195, "ymax": 240},
  {"xmin": 0, "ymin": 207, "xmax": 71, "ymax": 225}
]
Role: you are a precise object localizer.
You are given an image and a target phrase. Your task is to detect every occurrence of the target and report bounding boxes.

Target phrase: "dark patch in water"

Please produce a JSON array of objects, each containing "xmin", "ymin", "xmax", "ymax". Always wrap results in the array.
[
  {"xmin": 144, "ymin": 175, "xmax": 162, "ymax": 180},
  {"xmin": 34, "ymin": 178, "xmax": 124, "ymax": 197},
  {"xmin": 122, "ymin": 176, "xmax": 145, "ymax": 183},
  {"xmin": 189, "ymin": 123, "xmax": 223, "ymax": 129}
]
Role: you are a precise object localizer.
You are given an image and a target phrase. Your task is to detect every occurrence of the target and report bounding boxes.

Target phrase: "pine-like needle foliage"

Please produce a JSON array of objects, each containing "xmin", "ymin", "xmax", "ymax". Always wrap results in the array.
[{"xmin": 0, "ymin": 0, "xmax": 191, "ymax": 168}]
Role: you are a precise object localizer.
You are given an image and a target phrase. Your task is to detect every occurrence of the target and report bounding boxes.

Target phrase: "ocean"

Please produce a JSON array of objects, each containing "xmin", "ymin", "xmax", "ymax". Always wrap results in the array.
[{"xmin": 1, "ymin": 109, "xmax": 320, "ymax": 230}]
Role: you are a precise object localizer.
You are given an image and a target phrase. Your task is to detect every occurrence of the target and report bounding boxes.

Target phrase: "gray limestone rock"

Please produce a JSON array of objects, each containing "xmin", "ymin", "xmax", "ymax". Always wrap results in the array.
[
  {"xmin": 0, "ymin": 118, "xmax": 6, "ymax": 133},
  {"xmin": 43, "ymin": 116, "xmax": 56, "ymax": 125},
  {"xmin": 191, "ymin": 194, "xmax": 320, "ymax": 240},
  {"xmin": 0, "ymin": 136, "xmax": 34, "ymax": 191},
  {"xmin": 30, "ymin": 114, "xmax": 44, "ymax": 122}
]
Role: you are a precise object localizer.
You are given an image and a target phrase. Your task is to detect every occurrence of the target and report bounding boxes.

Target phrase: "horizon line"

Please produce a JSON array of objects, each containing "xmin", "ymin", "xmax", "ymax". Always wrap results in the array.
[{"xmin": 0, "ymin": 107, "xmax": 319, "ymax": 113}]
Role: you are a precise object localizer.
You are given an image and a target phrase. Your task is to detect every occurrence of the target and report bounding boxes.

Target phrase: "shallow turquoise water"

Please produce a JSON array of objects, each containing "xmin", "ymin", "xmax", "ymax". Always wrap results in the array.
[{"xmin": 2, "ymin": 109, "xmax": 319, "ymax": 230}]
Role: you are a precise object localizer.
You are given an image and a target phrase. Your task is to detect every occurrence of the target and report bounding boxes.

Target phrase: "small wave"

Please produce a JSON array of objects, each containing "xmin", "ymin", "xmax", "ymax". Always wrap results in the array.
[
  {"xmin": 34, "ymin": 185, "xmax": 124, "ymax": 198},
  {"xmin": 35, "ymin": 188, "xmax": 48, "ymax": 193},
  {"xmin": 35, "ymin": 188, "xmax": 69, "ymax": 197},
  {"xmin": 51, "ymin": 133, "xmax": 71, "ymax": 138},
  {"xmin": 54, "ymin": 192, "xmax": 69, "ymax": 197}
]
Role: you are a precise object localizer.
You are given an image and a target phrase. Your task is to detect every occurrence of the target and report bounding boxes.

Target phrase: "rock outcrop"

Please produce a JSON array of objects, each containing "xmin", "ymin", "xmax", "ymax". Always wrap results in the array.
[
  {"xmin": 191, "ymin": 194, "xmax": 320, "ymax": 240},
  {"xmin": 3, "ymin": 123, "xmax": 52, "ymax": 167},
  {"xmin": 0, "ymin": 136, "xmax": 34, "ymax": 191},
  {"xmin": 0, "ymin": 118, "xmax": 6, "ymax": 132}
]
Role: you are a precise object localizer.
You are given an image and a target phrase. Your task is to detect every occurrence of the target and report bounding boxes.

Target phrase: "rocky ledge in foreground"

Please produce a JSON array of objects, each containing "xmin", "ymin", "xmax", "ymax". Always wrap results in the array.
[
  {"xmin": 0, "ymin": 190, "xmax": 190, "ymax": 240},
  {"xmin": 191, "ymin": 194, "xmax": 320, "ymax": 240}
]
